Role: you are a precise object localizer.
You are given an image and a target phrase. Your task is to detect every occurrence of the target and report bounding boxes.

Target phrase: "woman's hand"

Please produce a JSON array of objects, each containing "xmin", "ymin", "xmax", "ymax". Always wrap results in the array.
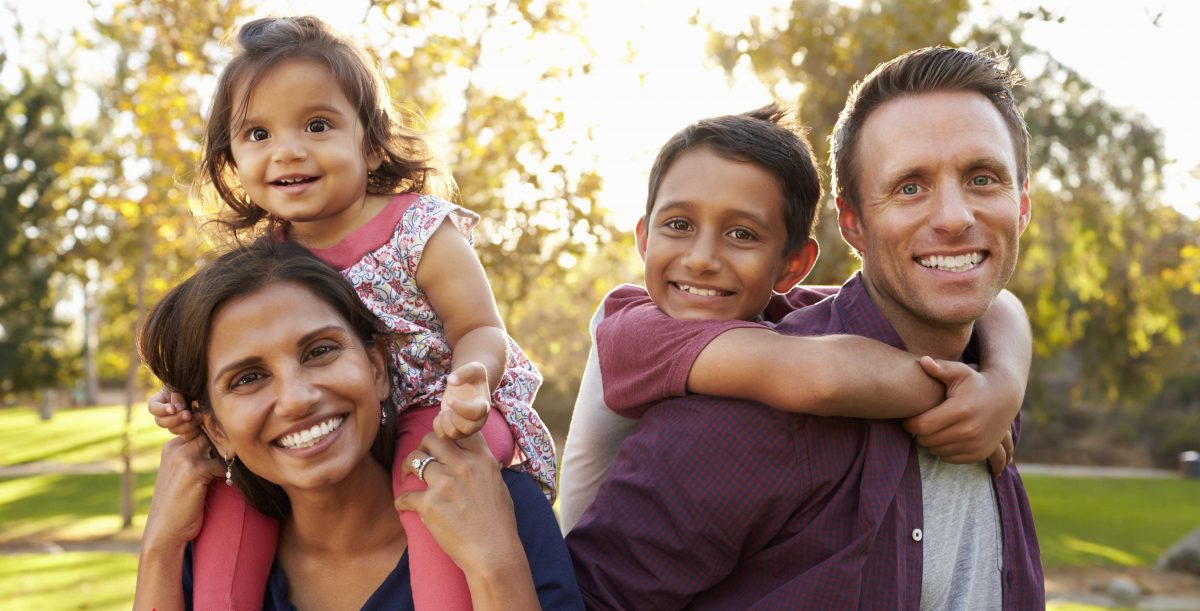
[
  {"xmin": 142, "ymin": 433, "xmax": 225, "ymax": 550},
  {"xmin": 134, "ymin": 433, "xmax": 225, "ymax": 611},
  {"xmin": 394, "ymin": 432, "xmax": 539, "ymax": 610}
]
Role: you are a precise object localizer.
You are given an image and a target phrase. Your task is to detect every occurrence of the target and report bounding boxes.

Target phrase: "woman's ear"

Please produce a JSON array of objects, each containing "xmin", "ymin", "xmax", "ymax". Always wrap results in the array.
[
  {"xmin": 198, "ymin": 403, "xmax": 232, "ymax": 458},
  {"xmin": 368, "ymin": 338, "xmax": 391, "ymax": 402}
]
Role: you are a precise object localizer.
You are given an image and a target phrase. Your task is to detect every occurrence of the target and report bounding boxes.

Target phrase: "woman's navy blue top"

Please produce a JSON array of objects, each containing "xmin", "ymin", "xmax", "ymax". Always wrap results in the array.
[{"xmin": 183, "ymin": 470, "xmax": 583, "ymax": 610}]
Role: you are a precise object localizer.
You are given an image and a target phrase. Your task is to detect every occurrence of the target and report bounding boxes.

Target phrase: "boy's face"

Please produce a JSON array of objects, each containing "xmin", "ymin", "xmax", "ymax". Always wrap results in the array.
[{"xmin": 637, "ymin": 146, "xmax": 817, "ymax": 321}]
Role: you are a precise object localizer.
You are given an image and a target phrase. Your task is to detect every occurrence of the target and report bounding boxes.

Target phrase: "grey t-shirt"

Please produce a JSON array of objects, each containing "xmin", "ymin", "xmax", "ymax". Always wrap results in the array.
[{"xmin": 918, "ymin": 447, "xmax": 1003, "ymax": 610}]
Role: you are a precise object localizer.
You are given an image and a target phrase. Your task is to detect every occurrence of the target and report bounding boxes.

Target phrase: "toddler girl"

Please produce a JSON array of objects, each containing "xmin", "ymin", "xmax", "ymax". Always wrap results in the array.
[{"xmin": 148, "ymin": 16, "xmax": 554, "ymax": 610}]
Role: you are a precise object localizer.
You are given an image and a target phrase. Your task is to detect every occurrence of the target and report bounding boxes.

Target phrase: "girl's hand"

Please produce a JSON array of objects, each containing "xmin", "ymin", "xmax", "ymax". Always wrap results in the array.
[
  {"xmin": 147, "ymin": 387, "xmax": 201, "ymax": 440},
  {"xmin": 142, "ymin": 434, "xmax": 225, "ymax": 551},
  {"xmin": 902, "ymin": 356, "xmax": 1017, "ymax": 464},
  {"xmin": 435, "ymin": 362, "xmax": 491, "ymax": 440}
]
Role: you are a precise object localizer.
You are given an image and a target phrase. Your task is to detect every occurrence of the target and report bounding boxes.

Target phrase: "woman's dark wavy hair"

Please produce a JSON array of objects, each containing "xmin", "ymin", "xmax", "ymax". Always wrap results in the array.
[
  {"xmin": 197, "ymin": 15, "xmax": 446, "ymax": 241},
  {"xmin": 138, "ymin": 239, "xmax": 399, "ymax": 519}
]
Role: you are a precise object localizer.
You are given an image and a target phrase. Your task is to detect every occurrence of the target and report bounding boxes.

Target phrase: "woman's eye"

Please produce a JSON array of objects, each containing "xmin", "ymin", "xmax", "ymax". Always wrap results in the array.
[
  {"xmin": 307, "ymin": 119, "xmax": 332, "ymax": 133},
  {"xmin": 665, "ymin": 219, "xmax": 690, "ymax": 231},
  {"xmin": 231, "ymin": 372, "xmax": 263, "ymax": 389},
  {"xmin": 307, "ymin": 343, "xmax": 340, "ymax": 361},
  {"xmin": 970, "ymin": 175, "xmax": 993, "ymax": 186},
  {"xmin": 248, "ymin": 128, "xmax": 269, "ymax": 142},
  {"xmin": 900, "ymin": 183, "xmax": 920, "ymax": 196}
]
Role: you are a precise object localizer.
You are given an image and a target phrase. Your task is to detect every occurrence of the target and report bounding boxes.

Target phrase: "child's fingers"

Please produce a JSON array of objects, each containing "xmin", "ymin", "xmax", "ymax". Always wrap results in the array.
[
  {"xmin": 447, "ymin": 361, "xmax": 488, "ymax": 387},
  {"xmin": 986, "ymin": 446, "xmax": 1007, "ymax": 476}
]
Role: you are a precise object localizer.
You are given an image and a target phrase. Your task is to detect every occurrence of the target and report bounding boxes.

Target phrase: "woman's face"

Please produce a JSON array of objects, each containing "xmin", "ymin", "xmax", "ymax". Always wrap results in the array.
[{"xmin": 202, "ymin": 281, "xmax": 390, "ymax": 494}]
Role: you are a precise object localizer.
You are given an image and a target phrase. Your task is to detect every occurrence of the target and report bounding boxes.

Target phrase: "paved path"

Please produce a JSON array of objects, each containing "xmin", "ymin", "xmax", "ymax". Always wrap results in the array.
[{"xmin": 1020, "ymin": 463, "xmax": 1180, "ymax": 479}]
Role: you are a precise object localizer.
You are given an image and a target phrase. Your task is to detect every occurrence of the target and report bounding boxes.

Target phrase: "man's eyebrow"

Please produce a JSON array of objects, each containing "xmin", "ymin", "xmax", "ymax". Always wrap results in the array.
[{"xmin": 966, "ymin": 157, "xmax": 1015, "ymax": 182}]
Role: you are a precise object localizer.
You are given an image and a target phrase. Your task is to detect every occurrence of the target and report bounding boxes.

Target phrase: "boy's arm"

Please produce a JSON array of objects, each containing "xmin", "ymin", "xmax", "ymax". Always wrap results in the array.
[
  {"xmin": 557, "ymin": 299, "xmax": 639, "ymax": 535},
  {"xmin": 903, "ymin": 289, "xmax": 1031, "ymax": 463},
  {"xmin": 689, "ymin": 330, "xmax": 945, "ymax": 417}
]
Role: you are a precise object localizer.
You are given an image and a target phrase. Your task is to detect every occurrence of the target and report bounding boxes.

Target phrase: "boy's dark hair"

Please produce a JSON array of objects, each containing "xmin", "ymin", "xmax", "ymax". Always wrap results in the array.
[
  {"xmin": 197, "ymin": 15, "xmax": 445, "ymax": 239},
  {"xmin": 644, "ymin": 103, "xmax": 823, "ymax": 253},
  {"xmin": 138, "ymin": 239, "xmax": 399, "ymax": 519},
  {"xmin": 830, "ymin": 46, "xmax": 1028, "ymax": 213}
]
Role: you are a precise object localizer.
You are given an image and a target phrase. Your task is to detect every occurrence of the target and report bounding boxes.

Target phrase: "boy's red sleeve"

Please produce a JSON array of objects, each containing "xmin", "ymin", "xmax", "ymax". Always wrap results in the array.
[{"xmin": 595, "ymin": 285, "xmax": 757, "ymax": 418}]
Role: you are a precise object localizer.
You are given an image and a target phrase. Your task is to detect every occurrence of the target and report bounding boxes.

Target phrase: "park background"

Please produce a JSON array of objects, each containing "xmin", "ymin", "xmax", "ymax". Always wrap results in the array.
[{"xmin": 1, "ymin": 0, "xmax": 1198, "ymax": 608}]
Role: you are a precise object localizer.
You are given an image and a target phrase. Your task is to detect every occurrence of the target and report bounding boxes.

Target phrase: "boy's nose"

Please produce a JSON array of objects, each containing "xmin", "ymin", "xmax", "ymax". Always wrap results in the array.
[{"xmin": 681, "ymin": 235, "xmax": 722, "ymax": 273}]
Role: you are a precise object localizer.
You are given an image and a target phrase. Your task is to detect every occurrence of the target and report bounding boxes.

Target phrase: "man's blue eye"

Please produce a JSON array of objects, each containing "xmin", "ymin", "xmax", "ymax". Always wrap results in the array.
[
  {"xmin": 971, "ymin": 175, "xmax": 992, "ymax": 186},
  {"xmin": 901, "ymin": 184, "xmax": 919, "ymax": 195}
]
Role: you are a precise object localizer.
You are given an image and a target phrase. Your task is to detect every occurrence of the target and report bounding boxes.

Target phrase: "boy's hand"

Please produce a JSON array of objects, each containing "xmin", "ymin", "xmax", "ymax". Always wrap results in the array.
[
  {"xmin": 434, "ymin": 362, "xmax": 491, "ymax": 440},
  {"xmin": 902, "ymin": 356, "xmax": 1018, "ymax": 464},
  {"xmin": 148, "ymin": 387, "xmax": 202, "ymax": 441},
  {"xmin": 986, "ymin": 429, "xmax": 1015, "ymax": 476}
]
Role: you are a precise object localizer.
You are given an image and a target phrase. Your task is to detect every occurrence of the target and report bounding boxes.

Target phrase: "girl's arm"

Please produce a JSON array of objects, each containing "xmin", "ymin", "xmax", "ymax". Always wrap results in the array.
[
  {"xmin": 133, "ymin": 434, "xmax": 224, "ymax": 610},
  {"xmin": 417, "ymin": 221, "xmax": 508, "ymax": 437}
]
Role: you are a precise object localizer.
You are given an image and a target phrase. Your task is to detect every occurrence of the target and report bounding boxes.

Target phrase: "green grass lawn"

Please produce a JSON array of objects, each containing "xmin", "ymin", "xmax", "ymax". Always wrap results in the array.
[
  {"xmin": 0, "ymin": 552, "xmax": 138, "ymax": 611},
  {"xmin": 1024, "ymin": 473, "xmax": 1200, "ymax": 570},
  {"xmin": 0, "ymin": 404, "xmax": 173, "ymax": 471}
]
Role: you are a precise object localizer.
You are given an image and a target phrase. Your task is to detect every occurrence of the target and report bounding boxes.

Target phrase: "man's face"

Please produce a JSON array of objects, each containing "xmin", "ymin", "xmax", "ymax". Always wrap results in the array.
[{"xmin": 838, "ymin": 90, "xmax": 1030, "ymax": 335}]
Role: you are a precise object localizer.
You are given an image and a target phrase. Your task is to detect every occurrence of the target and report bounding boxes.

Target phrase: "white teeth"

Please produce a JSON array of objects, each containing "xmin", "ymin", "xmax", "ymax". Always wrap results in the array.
[
  {"xmin": 277, "ymin": 416, "xmax": 344, "ymax": 449},
  {"xmin": 275, "ymin": 177, "xmax": 309, "ymax": 185},
  {"xmin": 676, "ymin": 283, "xmax": 727, "ymax": 297},
  {"xmin": 918, "ymin": 252, "xmax": 983, "ymax": 273}
]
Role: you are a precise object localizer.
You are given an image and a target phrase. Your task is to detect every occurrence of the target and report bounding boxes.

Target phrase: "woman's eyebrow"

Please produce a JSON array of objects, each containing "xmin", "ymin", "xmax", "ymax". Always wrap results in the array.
[{"xmin": 296, "ymin": 324, "xmax": 348, "ymax": 347}]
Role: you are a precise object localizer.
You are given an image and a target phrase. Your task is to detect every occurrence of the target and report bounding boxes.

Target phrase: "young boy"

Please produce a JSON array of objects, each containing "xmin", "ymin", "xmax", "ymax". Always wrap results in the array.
[{"xmin": 557, "ymin": 104, "xmax": 1029, "ymax": 532}]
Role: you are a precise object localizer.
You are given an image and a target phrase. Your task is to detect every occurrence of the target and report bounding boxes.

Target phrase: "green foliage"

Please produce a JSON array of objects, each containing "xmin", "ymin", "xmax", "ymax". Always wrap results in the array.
[
  {"xmin": 1024, "ymin": 474, "xmax": 1200, "ymax": 569},
  {"xmin": 368, "ymin": 0, "xmax": 622, "ymax": 311},
  {"xmin": 0, "ymin": 552, "xmax": 139, "ymax": 611},
  {"xmin": 0, "ymin": 58, "xmax": 76, "ymax": 398}
]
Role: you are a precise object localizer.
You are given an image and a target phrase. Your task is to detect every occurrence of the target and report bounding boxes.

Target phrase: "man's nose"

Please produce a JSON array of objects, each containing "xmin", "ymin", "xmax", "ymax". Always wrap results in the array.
[{"xmin": 929, "ymin": 186, "xmax": 975, "ymax": 235}]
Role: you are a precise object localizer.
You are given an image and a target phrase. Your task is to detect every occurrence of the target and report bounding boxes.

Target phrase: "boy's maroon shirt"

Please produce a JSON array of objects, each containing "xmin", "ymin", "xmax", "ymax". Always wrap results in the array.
[{"xmin": 566, "ymin": 275, "xmax": 1043, "ymax": 610}]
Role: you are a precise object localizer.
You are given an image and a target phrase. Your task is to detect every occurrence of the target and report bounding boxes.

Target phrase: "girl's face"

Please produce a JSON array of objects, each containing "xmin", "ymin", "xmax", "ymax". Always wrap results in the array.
[
  {"xmin": 229, "ymin": 58, "xmax": 383, "ymax": 247},
  {"xmin": 202, "ymin": 281, "xmax": 390, "ymax": 496}
]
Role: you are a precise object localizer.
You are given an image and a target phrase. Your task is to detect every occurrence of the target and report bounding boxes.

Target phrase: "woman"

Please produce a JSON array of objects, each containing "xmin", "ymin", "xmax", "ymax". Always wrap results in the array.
[{"xmin": 133, "ymin": 240, "xmax": 581, "ymax": 610}]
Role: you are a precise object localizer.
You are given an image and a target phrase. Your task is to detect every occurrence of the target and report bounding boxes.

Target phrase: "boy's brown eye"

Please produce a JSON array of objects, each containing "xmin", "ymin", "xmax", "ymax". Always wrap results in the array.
[{"xmin": 666, "ymin": 219, "xmax": 690, "ymax": 231}]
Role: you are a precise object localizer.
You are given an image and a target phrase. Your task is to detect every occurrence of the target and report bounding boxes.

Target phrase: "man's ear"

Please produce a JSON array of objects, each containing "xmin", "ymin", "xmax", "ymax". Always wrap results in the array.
[
  {"xmin": 837, "ymin": 197, "xmax": 867, "ymax": 254},
  {"xmin": 774, "ymin": 238, "xmax": 820, "ymax": 293},
  {"xmin": 635, "ymin": 216, "xmax": 649, "ymax": 263},
  {"xmin": 1017, "ymin": 179, "xmax": 1031, "ymax": 237}
]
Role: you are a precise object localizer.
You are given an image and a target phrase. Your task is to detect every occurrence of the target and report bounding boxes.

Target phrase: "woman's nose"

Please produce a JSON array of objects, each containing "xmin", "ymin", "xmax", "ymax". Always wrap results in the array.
[{"xmin": 275, "ymin": 369, "xmax": 320, "ymax": 417}]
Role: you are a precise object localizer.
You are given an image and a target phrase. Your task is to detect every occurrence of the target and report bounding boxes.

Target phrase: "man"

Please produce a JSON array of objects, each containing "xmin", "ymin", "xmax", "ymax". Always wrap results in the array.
[{"xmin": 566, "ymin": 46, "xmax": 1044, "ymax": 609}]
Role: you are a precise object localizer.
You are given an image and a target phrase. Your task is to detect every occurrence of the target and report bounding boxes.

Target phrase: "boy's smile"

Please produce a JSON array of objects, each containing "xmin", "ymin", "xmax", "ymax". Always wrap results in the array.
[{"xmin": 637, "ymin": 145, "xmax": 814, "ymax": 321}]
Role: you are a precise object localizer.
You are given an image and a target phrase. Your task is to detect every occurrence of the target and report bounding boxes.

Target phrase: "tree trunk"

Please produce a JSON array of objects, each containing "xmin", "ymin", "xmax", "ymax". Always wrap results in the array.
[{"xmin": 120, "ymin": 224, "xmax": 150, "ymax": 529}]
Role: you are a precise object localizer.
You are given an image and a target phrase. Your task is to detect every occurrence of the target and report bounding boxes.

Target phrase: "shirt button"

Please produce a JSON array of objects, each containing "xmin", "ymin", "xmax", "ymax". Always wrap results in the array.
[{"xmin": 912, "ymin": 528, "xmax": 923, "ymax": 542}]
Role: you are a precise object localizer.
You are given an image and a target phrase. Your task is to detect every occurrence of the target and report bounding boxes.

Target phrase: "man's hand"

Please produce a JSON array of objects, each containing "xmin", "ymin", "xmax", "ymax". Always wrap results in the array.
[
  {"xmin": 147, "ymin": 387, "xmax": 202, "ymax": 441},
  {"xmin": 433, "ymin": 362, "xmax": 491, "ymax": 440},
  {"xmin": 903, "ymin": 356, "xmax": 1019, "ymax": 464}
]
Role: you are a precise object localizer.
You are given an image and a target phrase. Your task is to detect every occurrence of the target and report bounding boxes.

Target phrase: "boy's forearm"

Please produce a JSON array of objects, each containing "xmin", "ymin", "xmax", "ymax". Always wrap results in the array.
[
  {"xmin": 689, "ymin": 329, "xmax": 944, "ymax": 417},
  {"xmin": 976, "ymin": 289, "xmax": 1031, "ymax": 419},
  {"xmin": 451, "ymin": 325, "xmax": 508, "ymax": 393}
]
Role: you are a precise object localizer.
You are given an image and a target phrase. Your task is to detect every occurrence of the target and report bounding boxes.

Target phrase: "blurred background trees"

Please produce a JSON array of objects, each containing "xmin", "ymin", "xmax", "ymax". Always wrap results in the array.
[{"xmin": 0, "ymin": 0, "xmax": 1196, "ymax": 468}]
